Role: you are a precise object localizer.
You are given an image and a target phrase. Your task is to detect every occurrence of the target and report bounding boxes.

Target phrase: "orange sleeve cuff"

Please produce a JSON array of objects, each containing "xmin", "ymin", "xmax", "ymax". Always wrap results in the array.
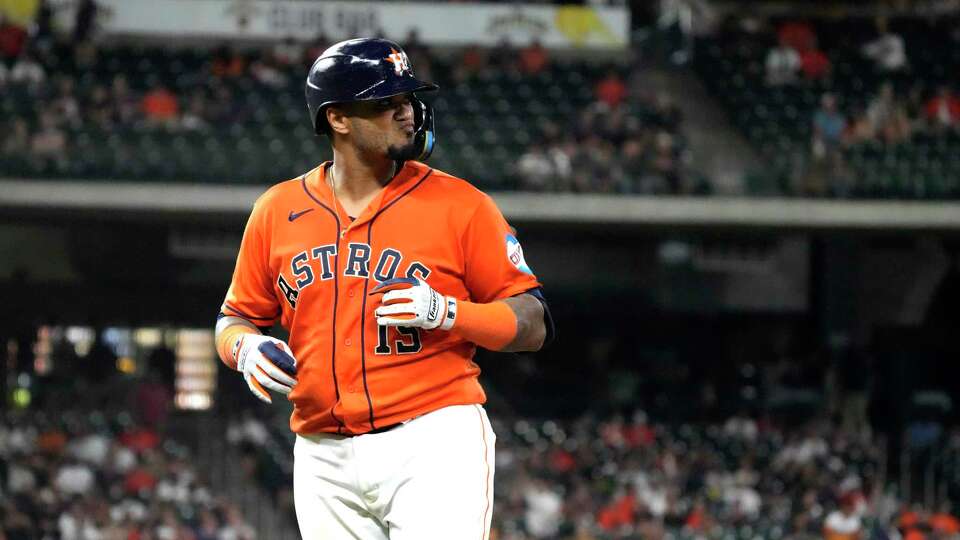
[
  {"xmin": 450, "ymin": 300, "xmax": 517, "ymax": 351},
  {"xmin": 216, "ymin": 324, "xmax": 259, "ymax": 370}
]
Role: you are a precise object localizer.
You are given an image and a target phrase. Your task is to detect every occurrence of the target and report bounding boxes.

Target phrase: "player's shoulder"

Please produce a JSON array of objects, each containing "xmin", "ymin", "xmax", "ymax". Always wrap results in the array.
[
  {"xmin": 255, "ymin": 175, "xmax": 308, "ymax": 207},
  {"xmin": 413, "ymin": 162, "xmax": 492, "ymax": 207},
  {"xmin": 247, "ymin": 171, "xmax": 316, "ymax": 221}
]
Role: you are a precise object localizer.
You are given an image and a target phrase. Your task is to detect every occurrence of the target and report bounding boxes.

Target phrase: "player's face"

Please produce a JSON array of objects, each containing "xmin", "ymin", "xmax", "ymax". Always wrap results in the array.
[{"xmin": 344, "ymin": 94, "xmax": 417, "ymax": 159}]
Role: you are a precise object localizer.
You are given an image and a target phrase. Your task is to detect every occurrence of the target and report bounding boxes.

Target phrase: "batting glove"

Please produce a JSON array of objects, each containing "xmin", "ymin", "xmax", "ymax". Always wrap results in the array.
[
  {"xmin": 234, "ymin": 334, "xmax": 298, "ymax": 404},
  {"xmin": 370, "ymin": 277, "xmax": 456, "ymax": 330}
]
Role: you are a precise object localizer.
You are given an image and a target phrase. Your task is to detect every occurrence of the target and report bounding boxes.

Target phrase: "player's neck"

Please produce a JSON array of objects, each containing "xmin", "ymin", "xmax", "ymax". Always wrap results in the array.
[
  {"xmin": 329, "ymin": 148, "xmax": 396, "ymax": 216},
  {"xmin": 329, "ymin": 149, "xmax": 395, "ymax": 197}
]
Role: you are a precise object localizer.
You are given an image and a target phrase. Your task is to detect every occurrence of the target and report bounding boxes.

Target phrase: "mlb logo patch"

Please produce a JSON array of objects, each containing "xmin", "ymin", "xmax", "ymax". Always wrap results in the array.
[{"xmin": 506, "ymin": 234, "xmax": 533, "ymax": 274}]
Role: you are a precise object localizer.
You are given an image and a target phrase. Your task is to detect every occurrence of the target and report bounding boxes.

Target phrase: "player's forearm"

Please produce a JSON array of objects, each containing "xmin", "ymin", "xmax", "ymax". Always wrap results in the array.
[
  {"xmin": 500, "ymin": 294, "xmax": 546, "ymax": 352},
  {"xmin": 445, "ymin": 293, "xmax": 544, "ymax": 352},
  {"xmin": 215, "ymin": 316, "xmax": 261, "ymax": 369}
]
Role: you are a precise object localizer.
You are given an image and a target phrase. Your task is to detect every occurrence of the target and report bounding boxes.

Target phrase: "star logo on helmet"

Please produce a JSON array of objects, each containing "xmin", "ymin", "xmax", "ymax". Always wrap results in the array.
[{"xmin": 385, "ymin": 48, "xmax": 410, "ymax": 76}]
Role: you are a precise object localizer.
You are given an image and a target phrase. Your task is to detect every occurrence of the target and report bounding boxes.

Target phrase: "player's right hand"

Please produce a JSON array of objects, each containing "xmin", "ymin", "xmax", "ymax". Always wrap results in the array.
[{"xmin": 234, "ymin": 334, "xmax": 298, "ymax": 404}]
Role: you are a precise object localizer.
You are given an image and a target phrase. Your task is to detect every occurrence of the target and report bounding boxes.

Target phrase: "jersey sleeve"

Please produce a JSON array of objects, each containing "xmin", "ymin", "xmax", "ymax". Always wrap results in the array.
[
  {"xmin": 221, "ymin": 198, "xmax": 280, "ymax": 325},
  {"xmin": 462, "ymin": 194, "xmax": 541, "ymax": 303}
]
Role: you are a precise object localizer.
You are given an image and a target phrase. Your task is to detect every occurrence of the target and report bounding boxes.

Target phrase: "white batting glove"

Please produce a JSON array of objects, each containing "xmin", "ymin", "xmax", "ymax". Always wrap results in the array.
[
  {"xmin": 370, "ymin": 277, "xmax": 457, "ymax": 330},
  {"xmin": 234, "ymin": 334, "xmax": 298, "ymax": 404}
]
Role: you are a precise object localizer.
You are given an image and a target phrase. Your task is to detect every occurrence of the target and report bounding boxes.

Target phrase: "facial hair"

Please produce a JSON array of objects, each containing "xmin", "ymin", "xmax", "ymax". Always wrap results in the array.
[{"xmin": 387, "ymin": 140, "xmax": 421, "ymax": 161}]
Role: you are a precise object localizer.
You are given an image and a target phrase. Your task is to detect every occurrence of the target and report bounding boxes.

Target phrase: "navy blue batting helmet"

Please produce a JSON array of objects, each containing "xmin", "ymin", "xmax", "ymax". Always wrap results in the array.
[{"xmin": 306, "ymin": 38, "xmax": 438, "ymax": 161}]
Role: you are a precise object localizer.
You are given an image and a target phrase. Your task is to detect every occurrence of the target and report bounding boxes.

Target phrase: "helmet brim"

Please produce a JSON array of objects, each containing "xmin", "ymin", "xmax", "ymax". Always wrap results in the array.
[{"xmin": 353, "ymin": 76, "xmax": 438, "ymax": 101}]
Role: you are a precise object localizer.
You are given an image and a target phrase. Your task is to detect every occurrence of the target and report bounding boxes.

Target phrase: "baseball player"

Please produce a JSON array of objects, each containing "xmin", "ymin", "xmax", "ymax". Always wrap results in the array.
[{"xmin": 214, "ymin": 38, "xmax": 553, "ymax": 539}]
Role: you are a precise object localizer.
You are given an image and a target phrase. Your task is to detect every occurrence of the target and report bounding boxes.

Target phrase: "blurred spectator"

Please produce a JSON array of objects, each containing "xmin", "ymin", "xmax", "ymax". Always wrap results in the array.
[
  {"xmin": 3, "ymin": 117, "xmax": 31, "ymax": 157},
  {"xmin": 861, "ymin": 17, "xmax": 907, "ymax": 74},
  {"xmin": 454, "ymin": 46, "xmax": 488, "ymax": 82},
  {"xmin": 250, "ymin": 53, "xmax": 287, "ymax": 88},
  {"xmin": 142, "ymin": 84, "xmax": 180, "ymax": 125},
  {"xmin": 73, "ymin": 0, "xmax": 99, "ymax": 44},
  {"xmin": 594, "ymin": 70, "xmax": 628, "ymax": 109},
  {"xmin": 53, "ymin": 77, "xmax": 82, "ymax": 128},
  {"xmin": 844, "ymin": 107, "xmax": 875, "ymax": 145},
  {"xmin": 597, "ymin": 485, "xmax": 636, "ymax": 533},
  {"xmin": 403, "ymin": 29, "xmax": 431, "ymax": 77},
  {"xmin": 924, "ymin": 85, "xmax": 960, "ymax": 131},
  {"xmin": 812, "ymin": 93, "xmax": 845, "ymax": 157},
  {"xmin": 823, "ymin": 493, "xmax": 862, "ymax": 540},
  {"xmin": 131, "ymin": 363, "xmax": 173, "ymax": 430},
  {"xmin": 765, "ymin": 36, "xmax": 802, "ymax": 86},
  {"xmin": 32, "ymin": 0, "xmax": 54, "ymax": 48},
  {"xmin": 648, "ymin": 130, "xmax": 683, "ymax": 192},
  {"xmin": 54, "ymin": 457, "xmax": 95, "ymax": 495},
  {"xmin": 180, "ymin": 90, "xmax": 211, "ymax": 131},
  {"xmin": 653, "ymin": 92, "xmax": 684, "ymax": 133},
  {"xmin": 212, "ymin": 45, "xmax": 246, "ymax": 78},
  {"xmin": 867, "ymin": 82, "xmax": 911, "ymax": 143},
  {"xmin": 110, "ymin": 74, "xmax": 140, "ymax": 125},
  {"xmin": 523, "ymin": 478, "xmax": 563, "ymax": 538},
  {"xmin": 484, "ymin": 37, "xmax": 512, "ymax": 73},
  {"xmin": 272, "ymin": 36, "xmax": 304, "ymax": 66},
  {"xmin": 519, "ymin": 39, "xmax": 549, "ymax": 75},
  {"xmin": 837, "ymin": 342, "xmax": 872, "ymax": 438},
  {"xmin": 517, "ymin": 143, "xmax": 557, "ymax": 191},
  {"xmin": 0, "ymin": 12, "xmax": 28, "ymax": 60},
  {"xmin": 799, "ymin": 40, "xmax": 831, "ymax": 81},
  {"xmin": 724, "ymin": 409, "xmax": 759, "ymax": 441},
  {"xmin": 207, "ymin": 84, "xmax": 244, "ymax": 124},
  {"xmin": 30, "ymin": 111, "xmax": 67, "ymax": 169},
  {"xmin": 10, "ymin": 51, "xmax": 46, "ymax": 89},
  {"xmin": 86, "ymin": 84, "xmax": 114, "ymax": 128},
  {"xmin": 930, "ymin": 502, "xmax": 960, "ymax": 536},
  {"xmin": 221, "ymin": 506, "xmax": 256, "ymax": 540},
  {"xmin": 778, "ymin": 20, "xmax": 816, "ymax": 53}
]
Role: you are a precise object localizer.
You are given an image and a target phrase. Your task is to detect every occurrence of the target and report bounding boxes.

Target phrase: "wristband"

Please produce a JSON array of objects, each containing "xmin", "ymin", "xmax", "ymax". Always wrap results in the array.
[
  {"xmin": 216, "ymin": 324, "xmax": 259, "ymax": 369},
  {"xmin": 449, "ymin": 300, "xmax": 518, "ymax": 351}
]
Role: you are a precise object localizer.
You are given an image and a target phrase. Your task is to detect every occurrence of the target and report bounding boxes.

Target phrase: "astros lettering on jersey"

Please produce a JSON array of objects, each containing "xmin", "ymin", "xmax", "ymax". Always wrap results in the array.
[{"xmin": 222, "ymin": 161, "xmax": 541, "ymax": 435}]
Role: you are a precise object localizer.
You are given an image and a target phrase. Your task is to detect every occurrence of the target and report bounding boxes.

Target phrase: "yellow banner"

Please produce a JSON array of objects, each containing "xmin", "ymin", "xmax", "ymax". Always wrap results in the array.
[{"xmin": 0, "ymin": 0, "xmax": 39, "ymax": 26}]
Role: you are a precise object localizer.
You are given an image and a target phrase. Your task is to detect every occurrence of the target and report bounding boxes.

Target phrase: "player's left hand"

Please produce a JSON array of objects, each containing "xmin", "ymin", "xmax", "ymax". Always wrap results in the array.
[{"xmin": 370, "ymin": 277, "xmax": 456, "ymax": 330}]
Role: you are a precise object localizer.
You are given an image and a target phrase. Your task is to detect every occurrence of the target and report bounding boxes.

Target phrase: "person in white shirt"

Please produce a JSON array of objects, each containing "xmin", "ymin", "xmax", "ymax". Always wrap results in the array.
[
  {"xmin": 765, "ymin": 39, "xmax": 801, "ymax": 86},
  {"xmin": 823, "ymin": 493, "xmax": 863, "ymax": 540},
  {"xmin": 862, "ymin": 17, "xmax": 907, "ymax": 73}
]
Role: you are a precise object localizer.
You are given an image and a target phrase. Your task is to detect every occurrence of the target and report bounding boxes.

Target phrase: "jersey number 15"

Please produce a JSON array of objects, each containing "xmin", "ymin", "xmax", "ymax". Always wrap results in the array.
[{"xmin": 375, "ymin": 325, "xmax": 422, "ymax": 355}]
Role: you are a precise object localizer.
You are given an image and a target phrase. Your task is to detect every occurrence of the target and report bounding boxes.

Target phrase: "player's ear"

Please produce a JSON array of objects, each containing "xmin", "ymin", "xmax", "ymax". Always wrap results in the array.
[{"xmin": 326, "ymin": 106, "xmax": 351, "ymax": 136}]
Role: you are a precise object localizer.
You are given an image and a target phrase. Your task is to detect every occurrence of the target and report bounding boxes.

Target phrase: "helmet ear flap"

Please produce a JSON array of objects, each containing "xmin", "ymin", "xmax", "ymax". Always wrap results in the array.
[
  {"xmin": 314, "ymin": 105, "xmax": 331, "ymax": 136},
  {"xmin": 411, "ymin": 96, "xmax": 435, "ymax": 161}
]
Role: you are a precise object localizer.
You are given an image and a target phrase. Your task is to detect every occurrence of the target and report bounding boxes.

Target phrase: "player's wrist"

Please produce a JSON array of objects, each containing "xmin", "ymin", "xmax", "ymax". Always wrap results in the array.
[
  {"xmin": 216, "ymin": 324, "xmax": 260, "ymax": 370},
  {"xmin": 448, "ymin": 300, "xmax": 517, "ymax": 350},
  {"xmin": 439, "ymin": 296, "xmax": 457, "ymax": 331}
]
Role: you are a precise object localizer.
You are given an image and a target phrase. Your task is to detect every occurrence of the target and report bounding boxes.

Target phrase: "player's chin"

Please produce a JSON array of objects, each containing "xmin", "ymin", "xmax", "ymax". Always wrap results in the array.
[{"xmin": 386, "ymin": 140, "xmax": 420, "ymax": 161}]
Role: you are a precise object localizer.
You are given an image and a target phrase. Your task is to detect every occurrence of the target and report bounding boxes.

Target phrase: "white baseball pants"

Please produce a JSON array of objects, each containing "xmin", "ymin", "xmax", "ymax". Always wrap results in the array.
[{"xmin": 293, "ymin": 404, "xmax": 496, "ymax": 540}]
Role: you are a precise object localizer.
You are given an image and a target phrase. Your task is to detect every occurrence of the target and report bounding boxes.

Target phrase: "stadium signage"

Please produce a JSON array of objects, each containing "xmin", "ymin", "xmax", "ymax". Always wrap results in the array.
[{"xmin": 79, "ymin": 0, "xmax": 629, "ymax": 49}]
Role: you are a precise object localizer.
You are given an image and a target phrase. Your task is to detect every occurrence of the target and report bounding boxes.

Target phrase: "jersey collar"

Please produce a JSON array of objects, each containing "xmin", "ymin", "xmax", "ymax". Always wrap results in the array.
[{"xmin": 306, "ymin": 160, "xmax": 431, "ymax": 227}]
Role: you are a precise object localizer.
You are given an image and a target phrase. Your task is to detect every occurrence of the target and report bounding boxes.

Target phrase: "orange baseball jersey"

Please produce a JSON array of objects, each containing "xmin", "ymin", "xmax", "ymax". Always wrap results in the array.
[{"xmin": 221, "ymin": 160, "xmax": 541, "ymax": 435}]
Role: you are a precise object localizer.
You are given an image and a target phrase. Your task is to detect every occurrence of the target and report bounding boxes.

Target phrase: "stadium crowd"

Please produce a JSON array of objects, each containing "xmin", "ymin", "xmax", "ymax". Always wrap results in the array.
[
  {"xmin": 0, "ymin": 3, "xmax": 702, "ymax": 193},
  {"xmin": 0, "ymin": 409, "xmax": 256, "ymax": 540},
  {"xmin": 698, "ymin": 13, "xmax": 960, "ymax": 197},
  {"xmin": 513, "ymin": 70, "xmax": 709, "ymax": 195},
  {"xmin": 227, "ymin": 405, "xmax": 960, "ymax": 540}
]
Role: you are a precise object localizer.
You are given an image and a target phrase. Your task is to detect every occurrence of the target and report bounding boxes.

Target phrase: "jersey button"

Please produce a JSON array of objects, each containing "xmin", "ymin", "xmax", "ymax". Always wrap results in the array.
[
  {"xmin": 348, "ymin": 290, "xmax": 355, "ymax": 297},
  {"xmin": 345, "ymin": 338, "xmax": 352, "ymax": 346}
]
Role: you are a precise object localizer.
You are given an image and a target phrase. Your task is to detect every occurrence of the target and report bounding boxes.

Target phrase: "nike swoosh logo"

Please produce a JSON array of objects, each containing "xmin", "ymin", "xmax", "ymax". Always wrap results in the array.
[{"xmin": 288, "ymin": 209, "xmax": 315, "ymax": 222}]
